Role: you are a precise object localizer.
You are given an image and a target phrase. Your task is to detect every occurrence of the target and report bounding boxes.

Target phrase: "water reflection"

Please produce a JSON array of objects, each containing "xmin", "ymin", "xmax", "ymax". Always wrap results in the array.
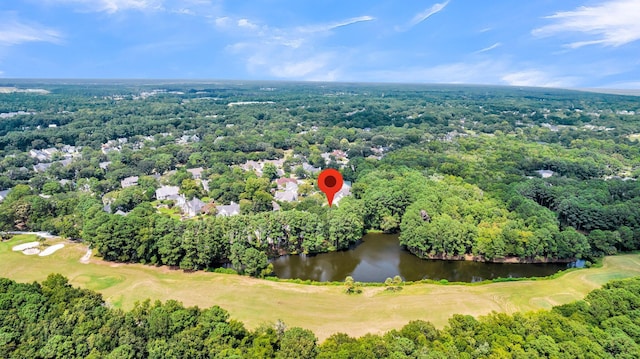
[{"xmin": 271, "ymin": 233, "xmax": 572, "ymax": 282}]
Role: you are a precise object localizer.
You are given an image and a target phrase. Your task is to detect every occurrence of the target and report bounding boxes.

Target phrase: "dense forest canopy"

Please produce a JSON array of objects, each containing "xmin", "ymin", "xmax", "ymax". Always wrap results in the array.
[
  {"xmin": 3, "ymin": 274, "xmax": 640, "ymax": 358},
  {"xmin": 0, "ymin": 81, "xmax": 639, "ymax": 276}
]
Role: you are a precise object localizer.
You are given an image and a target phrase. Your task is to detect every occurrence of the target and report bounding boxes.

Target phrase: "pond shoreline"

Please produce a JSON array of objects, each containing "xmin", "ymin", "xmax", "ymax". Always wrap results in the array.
[{"xmin": 415, "ymin": 252, "xmax": 577, "ymax": 264}]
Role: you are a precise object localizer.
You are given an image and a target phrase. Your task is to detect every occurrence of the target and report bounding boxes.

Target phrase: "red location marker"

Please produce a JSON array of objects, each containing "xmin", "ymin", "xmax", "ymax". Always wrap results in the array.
[{"xmin": 318, "ymin": 168, "xmax": 343, "ymax": 207}]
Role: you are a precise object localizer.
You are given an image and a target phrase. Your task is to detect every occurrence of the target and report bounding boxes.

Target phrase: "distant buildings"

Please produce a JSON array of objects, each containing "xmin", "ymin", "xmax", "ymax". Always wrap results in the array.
[
  {"xmin": 240, "ymin": 159, "xmax": 285, "ymax": 177},
  {"xmin": 216, "ymin": 202, "xmax": 240, "ymax": 216},
  {"xmin": 120, "ymin": 176, "xmax": 139, "ymax": 188}
]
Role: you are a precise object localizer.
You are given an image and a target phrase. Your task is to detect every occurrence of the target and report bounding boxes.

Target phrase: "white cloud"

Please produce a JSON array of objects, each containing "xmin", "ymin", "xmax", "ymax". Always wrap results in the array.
[
  {"xmin": 220, "ymin": 15, "xmax": 373, "ymax": 80},
  {"xmin": 0, "ymin": 18, "xmax": 62, "ymax": 46},
  {"xmin": 51, "ymin": 0, "xmax": 164, "ymax": 13},
  {"xmin": 533, "ymin": 0, "xmax": 640, "ymax": 48},
  {"xmin": 475, "ymin": 42, "xmax": 501, "ymax": 53},
  {"xmin": 270, "ymin": 57, "xmax": 330, "ymax": 78},
  {"xmin": 215, "ymin": 16, "xmax": 231, "ymax": 27},
  {"xmin": 297, "ymin": 16, "xmax": 375, "ymax": 33},
  {"xmin": 397, "ymin": 0, "xmax": 449, "ymax": 31},
  {"xmin": 237, "ymin": 18, "xmax": 258, "ymax": 30},
  {"xmin": 501, "ymin": 70, "xmax": 576, "ymax": 88},
  {"xmin": 361, "ymin": 61, "xmax": 578, "ymax": 88}
]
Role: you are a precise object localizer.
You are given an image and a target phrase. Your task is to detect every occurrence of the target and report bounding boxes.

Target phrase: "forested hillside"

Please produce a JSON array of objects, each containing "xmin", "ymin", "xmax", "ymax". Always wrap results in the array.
[{"xmin": 3, "ymin": 274, "xmax": 640, "ymax": 358}]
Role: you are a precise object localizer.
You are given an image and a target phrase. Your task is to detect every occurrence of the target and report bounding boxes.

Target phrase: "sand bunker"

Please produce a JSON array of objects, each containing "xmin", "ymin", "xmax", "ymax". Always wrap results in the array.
[
  {"xmin": 39, "ymin": 244, "xmax": 64, "ymax": 257},
  {"xmin": 80, "ymin": 248, "xmax": 92, "ymax": 264},
  {"xmin": 12, "ymin": 242, "xmax": 40, "ymax": 251},
  {"xmin": 23, "ymin": 248, "xmax": 41, "ymax": 255}
]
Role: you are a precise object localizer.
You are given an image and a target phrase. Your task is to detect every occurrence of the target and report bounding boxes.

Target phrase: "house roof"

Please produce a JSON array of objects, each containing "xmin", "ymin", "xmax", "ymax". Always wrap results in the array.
[
  {"xmin": 33, "ymin": 163, "xmax": 52, "ymax": 172},
  {"xmin": 302, "ymin": 163, "xmax": 321, "ymax": 173},
  {"xmin": 185, "ymin": 198, "xmax": 205, "ymax": 212},
  {"xmin": 276, "ymin": 177, "xmax": 297, "ymax": 187},
  {"xmin": 275, "ymin": 186, "xmax": 298, "ymax": 202},
  {"xmin": 216, "ymin": 202, "xmax": 240, "ymax": 216},
  {"xmin": 187, "ymin": 167, "xmax": 204, "ymax": 176},
  {"xmin": 155, "ymin": 185, "xmax": 180, "ymax": 198}
]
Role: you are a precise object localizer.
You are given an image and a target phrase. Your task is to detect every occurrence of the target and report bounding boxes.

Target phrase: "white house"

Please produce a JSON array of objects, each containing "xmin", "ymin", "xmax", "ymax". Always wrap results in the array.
[{"xmin": 156, "ymin": 185, "xmax": 180, "ymax": 200}]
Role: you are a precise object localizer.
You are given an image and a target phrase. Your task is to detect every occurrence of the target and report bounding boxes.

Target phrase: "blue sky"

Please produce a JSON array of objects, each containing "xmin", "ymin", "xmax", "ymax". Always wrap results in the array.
[{"xmin": 1, "ymin": 0, "xmax": 639, "ymax": 89}]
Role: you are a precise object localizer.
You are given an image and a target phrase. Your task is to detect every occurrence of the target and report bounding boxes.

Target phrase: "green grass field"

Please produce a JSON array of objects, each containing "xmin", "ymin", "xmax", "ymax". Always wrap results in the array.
[{"xmin": 2, "ymin": 234, "xmax": 640, "ymax": 340}]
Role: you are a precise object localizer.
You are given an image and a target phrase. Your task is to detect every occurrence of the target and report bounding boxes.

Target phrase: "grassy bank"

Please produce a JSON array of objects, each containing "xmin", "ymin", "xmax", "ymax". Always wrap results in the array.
[{"xmin": 2, "ymin": 234, "xmax": 640, "ymax": 341}]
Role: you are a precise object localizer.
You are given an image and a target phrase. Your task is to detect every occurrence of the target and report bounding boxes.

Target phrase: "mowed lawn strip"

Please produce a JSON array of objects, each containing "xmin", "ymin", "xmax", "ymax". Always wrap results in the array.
[{"xmin": 2, "ymin": 235, "xmax": 640, "ymax": 341}]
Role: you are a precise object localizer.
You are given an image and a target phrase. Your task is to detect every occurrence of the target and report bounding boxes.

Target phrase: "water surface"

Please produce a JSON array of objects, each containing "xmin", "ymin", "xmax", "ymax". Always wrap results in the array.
[{"xmin": 271, "ymin": 233, "xmax": 571, "ymax": 282}]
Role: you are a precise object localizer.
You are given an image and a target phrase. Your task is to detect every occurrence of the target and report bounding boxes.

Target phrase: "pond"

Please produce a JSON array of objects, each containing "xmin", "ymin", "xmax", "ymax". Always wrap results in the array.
[{"xmin": 271, "ymin": 233, "xmax": 578, "ymax": 282}]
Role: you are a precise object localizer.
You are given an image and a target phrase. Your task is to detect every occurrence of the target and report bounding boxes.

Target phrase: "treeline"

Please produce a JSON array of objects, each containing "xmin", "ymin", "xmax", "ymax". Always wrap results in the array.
[
  {"xmin": 83, "ymin": 200, "xmax": 363, "ymax": 275},
  {"xmin": 4, "ymin": 274, "xmax": 640, "ymax": 358}
]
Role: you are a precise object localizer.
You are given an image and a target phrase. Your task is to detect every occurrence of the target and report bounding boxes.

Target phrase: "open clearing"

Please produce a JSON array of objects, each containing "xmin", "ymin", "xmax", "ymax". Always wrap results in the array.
[{"xmin": 2, "ymin": 235, "xmax": 640, "ymax": 340}]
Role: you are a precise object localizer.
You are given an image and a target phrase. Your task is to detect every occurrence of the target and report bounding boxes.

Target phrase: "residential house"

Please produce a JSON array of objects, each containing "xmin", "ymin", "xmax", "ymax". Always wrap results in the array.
[
  {"xmin": 156, "ymin": 185, "xmax": 180, "ymax": 200},
  {"xmin": 276, "ymin": 177, "xmax": 297, "ymax": 189},
  {"xmin": 240, "ymin": 160, "xmax": 263, "ymax": 176},
  {"xmin": 332, "ymin": 181, "xmax": 352, "ymax": 206},
  {"xmin": 240, "ymin": 159, "xmax": 286, "ymax": 177},
  {"xmin": 99, "ymin": 161, "xmax": 112, "ymax": 170},
  {"xmin": 33, "ymin": 163, "xmax": 52, "ymax": 173},
  {"xmin": 216, "ymin": 202, "xmax": 240, "ymax": 216},
  {"xmin": 121, "ymin": 176, "xmax": 139, "ymax": 188},
  {"xmin": 29, "ymin": 147, "xmax": 59, "ymax": 162},
  {"xmin": 180, "ymin": 197, "xmax": 206, "ymax": 217},
  {"xmin": 177, "ymin": 134, "xmax": 200, "ymax": 144},
  {"xmin": 302, "ymin": 163, "xmax": 321, "ymax": 174},
  {"xmin": 187, "ymin": 167, "xmax": 204, "ymax": 179},
  {"xmin": 274, "ymin": 182, "xmax": 298, "ymax": 202}
]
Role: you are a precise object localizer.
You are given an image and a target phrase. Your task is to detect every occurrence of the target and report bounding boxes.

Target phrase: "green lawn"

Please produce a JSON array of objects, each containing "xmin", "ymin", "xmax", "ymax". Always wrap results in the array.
[{"xmin": 2, "ymin": 234, "xmax": 640, "ymax": 341}]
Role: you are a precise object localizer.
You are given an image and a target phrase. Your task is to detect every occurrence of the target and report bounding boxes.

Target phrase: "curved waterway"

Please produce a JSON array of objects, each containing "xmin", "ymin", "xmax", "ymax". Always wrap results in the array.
[{"xmin": 271, "ymin": 233, "xmax": 575, "ymax": 283}]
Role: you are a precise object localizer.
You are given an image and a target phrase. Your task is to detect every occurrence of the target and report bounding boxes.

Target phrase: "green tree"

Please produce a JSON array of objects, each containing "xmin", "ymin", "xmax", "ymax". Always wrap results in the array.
[
  {"xmin": 262, "ymin": 163, "xmax": 278, "ymax": 181},
  {"xmin": 277, "ymin": 327, "xmax": 318, "ymax": 359}
]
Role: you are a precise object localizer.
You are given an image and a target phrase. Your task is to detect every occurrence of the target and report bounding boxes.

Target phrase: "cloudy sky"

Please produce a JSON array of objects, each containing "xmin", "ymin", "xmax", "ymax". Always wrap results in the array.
[{"xmin": 1, "ymin": 0, "xmax": 639, "ymax": 88}]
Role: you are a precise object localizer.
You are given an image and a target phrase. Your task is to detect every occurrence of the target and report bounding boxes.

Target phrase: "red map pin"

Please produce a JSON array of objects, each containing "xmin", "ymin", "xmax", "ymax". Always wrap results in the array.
[{"xmin": 318, "ymin": 168, "xmax": 343, "ymax": 207}]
